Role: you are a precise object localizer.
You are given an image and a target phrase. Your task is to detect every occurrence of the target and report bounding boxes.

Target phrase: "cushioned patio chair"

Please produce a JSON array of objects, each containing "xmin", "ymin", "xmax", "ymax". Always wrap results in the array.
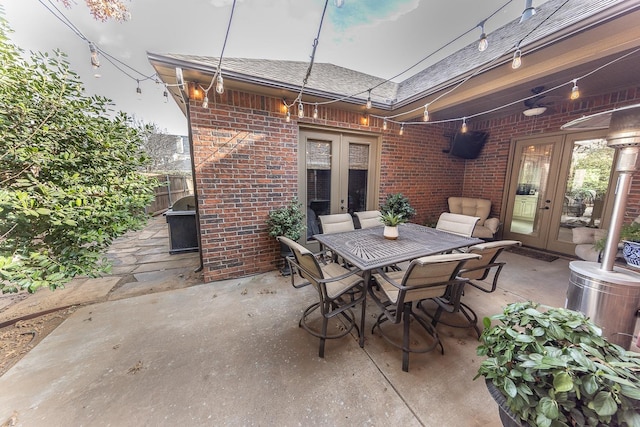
[
  {"xmin": 436, "ymin": 212, "xmax": 480, "ymax": 238},
  {"xmin": 369, "ymin": 252, "xmax": 481, "ymax": 372},
  {"xmin": 418, "ymin": 240, "xmax": 521, "ymax": 337},
  {"xmin": 354, "ymin": 210, "xmax": 382, "ymax": 229},
  {"xmin": 448, "ymin": 197, "xmax": 500, "ymax": 239},
  {"xmin": 277, "ymin": 236, "xmax": 366, "ymax": 358},
  {"xmin": 318, "ymin": 213, "xmax": 355, "ymax": 264}
]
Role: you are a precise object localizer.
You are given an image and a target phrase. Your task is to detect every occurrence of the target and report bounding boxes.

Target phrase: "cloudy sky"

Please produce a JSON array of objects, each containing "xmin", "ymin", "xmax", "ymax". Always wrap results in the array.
[{"xmin": 3, "ymin": 0, "xmax": 546, "ymax": 135}]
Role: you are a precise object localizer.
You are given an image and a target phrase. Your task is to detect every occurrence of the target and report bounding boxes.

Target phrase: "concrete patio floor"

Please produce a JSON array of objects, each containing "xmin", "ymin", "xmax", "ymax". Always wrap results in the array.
[{"xmin": 0, "ymin": 218, "xmax": 635, "ymax": 426}]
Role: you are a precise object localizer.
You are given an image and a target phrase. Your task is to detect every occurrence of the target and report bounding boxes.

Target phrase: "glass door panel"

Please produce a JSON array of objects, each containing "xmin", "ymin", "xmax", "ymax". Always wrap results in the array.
[
  {"xmin": 503, "ymin": 136, "xmax": 563, "ymax": 248},
  {"xmin": 300, "ymin": 130, "xmax": 379, "ymax": 245},
  {"xmin": 547, "ymin": 133, "xmax": 614, "ymax": 254}
]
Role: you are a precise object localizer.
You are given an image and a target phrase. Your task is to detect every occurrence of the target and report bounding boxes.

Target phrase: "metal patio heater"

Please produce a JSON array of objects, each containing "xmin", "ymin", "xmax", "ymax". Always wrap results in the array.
[{"xmin": 564, "ymin": 104, "xmax": 640, "ymax": 349}]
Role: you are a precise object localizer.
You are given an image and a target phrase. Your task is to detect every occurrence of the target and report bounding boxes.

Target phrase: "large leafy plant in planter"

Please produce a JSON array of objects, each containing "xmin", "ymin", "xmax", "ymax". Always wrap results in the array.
[
  {"xmin": 266, "ymin": 198, "xmax": 305, "ymax": 241},
  {"xmin": 380, "ymin": 193, "xmax": 416, "ymax": 221},
  {"xmin": 476, "ymin": 301, "xmax": 640, "ymax": 427}
]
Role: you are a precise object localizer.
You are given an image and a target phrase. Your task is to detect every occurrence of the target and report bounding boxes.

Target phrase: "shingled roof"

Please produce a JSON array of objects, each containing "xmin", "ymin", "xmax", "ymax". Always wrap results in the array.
[{"xmin": 151, "ymin": 0, "xmax": 626, "ymax": 109}]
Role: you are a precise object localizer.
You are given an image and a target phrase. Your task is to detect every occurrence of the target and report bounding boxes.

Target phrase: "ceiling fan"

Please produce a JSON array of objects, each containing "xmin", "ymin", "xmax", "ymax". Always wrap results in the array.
[{"xmin": 523, "ymin": 86, "xmax": 557, "ymax": 116}]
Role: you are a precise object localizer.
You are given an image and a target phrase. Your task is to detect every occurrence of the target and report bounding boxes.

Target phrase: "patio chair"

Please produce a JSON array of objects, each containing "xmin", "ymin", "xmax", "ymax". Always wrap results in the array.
[
  {"xmin": 369, "ymin": 252, "xmax": 481, "ymax": 372},
  {"xmin": 318, "ymin": 213, "xmax": 355, "ymax": 264},
  {"xmin": 418, "ymin": 240, "xmax": 521, "ymax": 337},
  {"xmin": 354, "ymin": 210, "xmax": 382, "ymax": 229},
  {"xmin": 277, "ymin": 236, "xmax": 366, "ymax": 358},
  {"xmin": 435, "ymin": 212, "xmax": 480, "ymax": 237},
  {"xmin": 318, "ymin": 213, "xmax": 355, "ymax": 234}
]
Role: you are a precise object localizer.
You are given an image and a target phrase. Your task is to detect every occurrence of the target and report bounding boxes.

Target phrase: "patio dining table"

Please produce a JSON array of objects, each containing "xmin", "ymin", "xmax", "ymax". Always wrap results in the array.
[{"xmin": 313, "ymin": 222, "xmax": 483, "ymax": 347}]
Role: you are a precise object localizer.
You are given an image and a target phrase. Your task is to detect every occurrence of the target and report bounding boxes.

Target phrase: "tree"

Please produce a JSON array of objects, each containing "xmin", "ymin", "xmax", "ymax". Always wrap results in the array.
[
  {"xmin": 136, "ymin": 122, "xmax": 189, "ymax": 173},
  {"xmin": 58, "ymin": 0, "xmax": 131, "ymax": 22},
  {"xmin": 0, "ymin": 18, "xmax": 156, "ymax": 293}
]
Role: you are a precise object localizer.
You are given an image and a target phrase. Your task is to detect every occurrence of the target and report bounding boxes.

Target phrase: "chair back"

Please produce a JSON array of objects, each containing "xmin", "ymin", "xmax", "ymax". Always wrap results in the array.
[
  {"xmin": 354, "ymin": 210, "xmax": 382, "ymax": 229},
  {"xmin": 460, "ymin": 240, "xmax": 521, "ymax": 280},
  {"xmin": 277, "ymin": 236, "xmax": 323, "ymax": 287},
  {"xmin": 436, "ymin": 212, "xmax": 480, "ymax": 237},
  {"xmin": 398, "ymin": 253, "xmax": 481, "ymax": 304},
  {"xmin": 448, "ymin": 197, "xmax": 491, "ymax": 225},
  {"xmin": 319, "ymin": 213, "xmax": 355, "ymax": 234}
]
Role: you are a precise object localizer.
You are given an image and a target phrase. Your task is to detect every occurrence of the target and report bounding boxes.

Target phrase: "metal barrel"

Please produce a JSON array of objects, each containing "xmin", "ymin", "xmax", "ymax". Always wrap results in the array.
[{"xmin": 567, "ymin": 261, "xmax": 640, "ymax": 349}]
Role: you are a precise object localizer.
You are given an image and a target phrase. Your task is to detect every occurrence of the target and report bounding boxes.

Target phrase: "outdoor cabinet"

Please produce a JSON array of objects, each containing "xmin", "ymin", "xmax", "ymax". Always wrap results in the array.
[{"xmin": 165, "ymin": 210, "xmax": 199, "ymax": 254}]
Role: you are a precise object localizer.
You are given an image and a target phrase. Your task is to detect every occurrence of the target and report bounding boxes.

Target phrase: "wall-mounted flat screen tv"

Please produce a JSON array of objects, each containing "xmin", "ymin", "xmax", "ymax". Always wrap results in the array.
[{"xmin": 447, "ymin": 131, "xmax": 489, "ymax": 159}]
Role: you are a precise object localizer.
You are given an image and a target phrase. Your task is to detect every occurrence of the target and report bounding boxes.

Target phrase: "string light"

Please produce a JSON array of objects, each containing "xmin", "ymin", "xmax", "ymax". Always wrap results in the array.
[
  {"xmin": 399, "ymin": 124, "xmax": 404, "ymax": 136},
  {"xmin": 313, "ymin": 104, "xmax": 319, "ymax": 119},
  {"xmin": 423, "ymin": 104, "xmax": 430, "ymax": 121},
  {"xmin": 136, "ymin": 80, "xmax": 142, "ymax": 98},
  {"xmin": 478, "ymin": 22, "xmax": 488, "ymax": 52},
  {"xmin": 163, "ymin": 89, "xmax": 168, "ymax": 103},
  {"xmin": 285, "ymin": 111, "xmax": 291, "ymax": 122},
  {"xmin": 334, "ymin": 0, "xmax": 344, "ymax": 7},
  {"xmin": 512, "ymin": 47, "xmax": 522, "ymax": 69},
  {"xmin": 298, "ymin": 101, "xmax": 304, "ymax": 118},
  {"xmin": 216, "ymin": 74, "xmax": 225, "ymax": 94},
  {"xmin": 366, "ymin": 90, "xmax": 372, "ymax": 109},
  {"xmin": 570, "ymin": 79, "xmax": 580, "ymax": 100},
  {"xmin": 383, "ymin": 119, "xmax": 387, "ymax": 131},
  {"xmin": 461, "ymin": 117, "xmax": 468, "ymax": 133},
  {"xmin": 202, "ymin": 92, "xmax": 209, "ymax": 108}
]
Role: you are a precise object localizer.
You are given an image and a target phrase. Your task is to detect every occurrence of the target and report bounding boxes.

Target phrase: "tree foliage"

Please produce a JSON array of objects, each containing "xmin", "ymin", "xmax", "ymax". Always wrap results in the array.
[
  {"xmin": 136, "ymin": 121, "xmax": 189, "ymax": 173},
  {"xmin": 0, "ymin": 18, "xmax": 156, "ymax": 293},
  {"xmin": 58, "ymin": 0, "xmax": 131, "ymax": 22}
]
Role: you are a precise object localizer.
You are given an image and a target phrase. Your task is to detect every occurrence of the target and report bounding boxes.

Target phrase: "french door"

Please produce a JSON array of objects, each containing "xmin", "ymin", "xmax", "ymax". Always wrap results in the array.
[
  {"xmin": 299, "ymin": 129, "xmax": 379, "ymax": 243},
  {"xmin": 503, "ymin": 130, "xmax": 616, "ymax": 254}
]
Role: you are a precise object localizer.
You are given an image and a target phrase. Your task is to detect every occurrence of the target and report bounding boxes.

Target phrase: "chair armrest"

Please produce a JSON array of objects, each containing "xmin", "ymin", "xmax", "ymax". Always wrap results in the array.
[{"xmin": 484, "ymin": 218, "xmax": 500, "ymax": 234}]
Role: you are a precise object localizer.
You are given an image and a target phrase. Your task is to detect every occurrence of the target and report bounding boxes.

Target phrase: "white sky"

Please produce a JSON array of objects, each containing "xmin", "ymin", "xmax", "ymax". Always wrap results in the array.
[{"xmin": 2, "ymin": 0, "xmax": 548, "ymax": 135}]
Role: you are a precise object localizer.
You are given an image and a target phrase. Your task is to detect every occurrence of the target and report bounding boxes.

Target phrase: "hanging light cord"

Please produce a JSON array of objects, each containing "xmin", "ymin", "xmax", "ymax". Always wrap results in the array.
[
  {"xmin": 284, "ymin": 0, "xmax": 329, "ymax": 110},
  {"xmin": 204, "ymin": 0, "xmax": 237, "ymax": 93}
]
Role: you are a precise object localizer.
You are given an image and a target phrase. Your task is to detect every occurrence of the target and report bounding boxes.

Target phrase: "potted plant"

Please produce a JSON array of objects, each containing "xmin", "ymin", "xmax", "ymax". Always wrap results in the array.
[
  {"xmin": 475, "ymin": 301, "xmax": 640, "ymax": 427},
  {"xmin": 380, "ymin": 193, "xmax": 416, "ymax": 222},
  {"xmin": 594, "ymin": 221, "xmax": 640, "ymax": 267},
  {"xmin": 380, "ymin": 211, "xmax": 405, "ymax": 240},
  {"xmin": 266, "ymin": 198, "xmax": 305, "ymax": 275}
]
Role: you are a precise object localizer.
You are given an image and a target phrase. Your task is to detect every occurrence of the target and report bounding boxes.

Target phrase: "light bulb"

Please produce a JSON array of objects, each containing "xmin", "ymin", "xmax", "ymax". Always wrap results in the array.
[
  {"xmin": 298, "ymin": 102, "xmax": 304, "ymax": 119},
  {"xmin": 216, "ymin": 74, "xmax": 224, "ymax": 94},
  {"xmin": 423, "ymin": 105, "xmax": 429, "ymax": 122},
  {"xmin": 163, "ymin": 90, "xmax": 168, "ymax": 103},
  {"xmin": 136, "ymin": 81, "xmax": 142, "ymax": 99},
  {"xmin": 202, "ymin": 94, "xmax": 209, "ymax": 108},
  {"xmin": 89, "ymin": 42, "xmax": 100, "ymax": 68},
  {"xmin": 512, "ymin": 49, "xmax": 522, "ymax": 69},
  {"xmin": 313, "ymin": 104, "xmax": 318, "ymax": 119},
  {"xmin": 478, "ymin": 33, "xmax": 488, "ymax": 52},
  {"xmin": 366, "ymin": 90, "xmax": 372, "ymax": 109},
  {"xmin": 570, "ymin": 80, "xmax": 580, "ymax": 100},
  {"xmin": 461, "ymin": 118, "xmax": 468, "ymax": 133},
  {"xmin": 399, "ymin": 124, "xmax": 404, "ymax": 136},
  {"xmin": 383, "ymin": 119, "xmax": 387, "ymax": 131},
  {"xmin": 334, "ymin": 0, "xmax": 344, "ymax": 7},
  {"xmin": 285, "ymin": 111, "xmax": 291, "ymax": 122}
]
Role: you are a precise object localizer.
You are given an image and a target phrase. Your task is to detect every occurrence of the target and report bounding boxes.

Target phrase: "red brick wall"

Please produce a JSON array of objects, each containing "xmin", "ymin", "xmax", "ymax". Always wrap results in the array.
[
  {"xmin": 190, "ymin": 86, "xmax": 640, "ymax": 282},
  {"xmin": 190, "ymin": 92, "xmax": 465, "ymax": 282}
]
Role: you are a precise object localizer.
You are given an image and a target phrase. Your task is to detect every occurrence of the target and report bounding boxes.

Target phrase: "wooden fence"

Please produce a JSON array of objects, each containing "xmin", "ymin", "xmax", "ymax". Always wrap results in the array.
[{"xmin": 147, "ymin": 174, "xmax": 193, "ymax": 214}]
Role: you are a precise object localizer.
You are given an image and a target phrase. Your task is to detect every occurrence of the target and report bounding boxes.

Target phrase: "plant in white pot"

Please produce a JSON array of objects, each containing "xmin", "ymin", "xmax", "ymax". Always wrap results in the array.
[
  {"xmin": 380, "ymin": 211, "xmax": 405, "ymax": 240},
  {"xmin": 475, "ymin": 301, "xmax": 640, "ymax": 427}
]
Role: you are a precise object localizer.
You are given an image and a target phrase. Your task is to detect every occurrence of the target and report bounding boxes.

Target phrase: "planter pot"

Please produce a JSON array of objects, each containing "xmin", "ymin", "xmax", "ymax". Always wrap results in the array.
[
  {"xmin": 279, "ymin": 242, "xmax": 293, "ymax": 276},
  {"xmin": 622, "ymin": 240, "xmax": 640, "ymax": 267},
  {"xmin": 383, "ymin": 225, "xmax": 399, "ymax": 240},
  {"xmin": 486, "ymin": 380, "xmax": 528, "ymax": 427}
]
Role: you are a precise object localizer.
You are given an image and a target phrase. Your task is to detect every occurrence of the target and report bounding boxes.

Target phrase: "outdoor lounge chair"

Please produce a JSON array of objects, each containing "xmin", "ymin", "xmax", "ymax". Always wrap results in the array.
[
  {"xmin": 277, "ymin": 236, "xmax": 366, "ymax": 358},
  {"xmin": 418, "ymin": 240, "xmax": 521, "ymax": 337},
  {"xmin": 369, "ymin": 252, "xmax": 481, "ymax": 372}
]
